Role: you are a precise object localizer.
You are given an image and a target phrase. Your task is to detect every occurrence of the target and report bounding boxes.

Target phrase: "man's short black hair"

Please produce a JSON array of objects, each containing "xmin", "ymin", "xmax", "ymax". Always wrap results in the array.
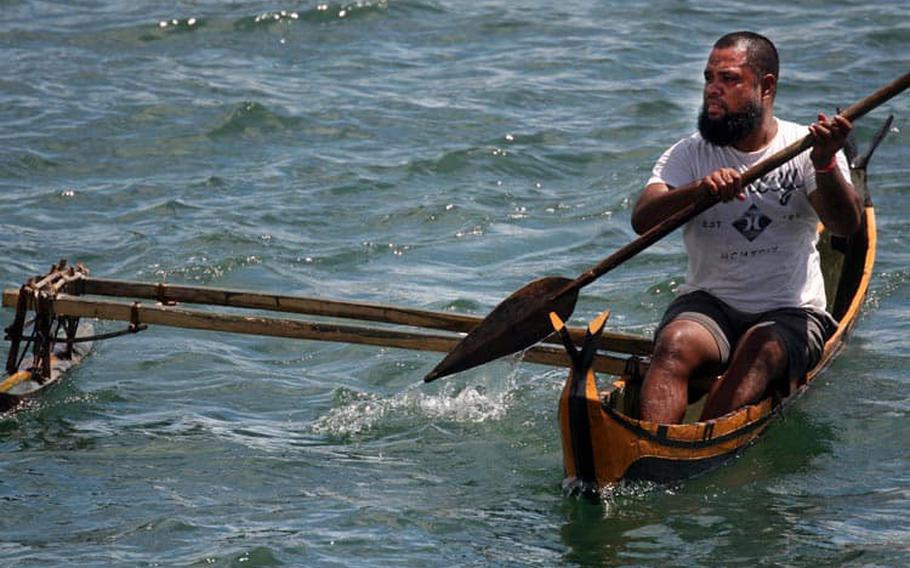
[{"xmin": 714, "ymin": 31, "xmax": 779, "ymax": 82}]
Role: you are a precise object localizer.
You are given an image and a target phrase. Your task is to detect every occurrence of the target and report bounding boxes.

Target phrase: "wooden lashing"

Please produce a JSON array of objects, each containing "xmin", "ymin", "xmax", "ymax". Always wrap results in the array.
[
  {"xmin": 3, "ymin": 260, "xmax": 89, "ymax": 381},
  {"xmin": 4, "ymin": 281, "xmax": 31, "ymax": 375}
]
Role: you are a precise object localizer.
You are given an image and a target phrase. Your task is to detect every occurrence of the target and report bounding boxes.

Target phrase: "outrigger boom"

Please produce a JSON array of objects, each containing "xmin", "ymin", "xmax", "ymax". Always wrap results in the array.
[{"xmin": 2, "ymin": 261, "xmax": 653, "ymax": 410}]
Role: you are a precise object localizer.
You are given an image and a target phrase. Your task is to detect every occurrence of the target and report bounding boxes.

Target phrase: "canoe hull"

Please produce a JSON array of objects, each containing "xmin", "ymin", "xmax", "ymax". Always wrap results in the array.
[{"xmin": 560, "ymin": 165, "xmax": 877, "ymax": 491}]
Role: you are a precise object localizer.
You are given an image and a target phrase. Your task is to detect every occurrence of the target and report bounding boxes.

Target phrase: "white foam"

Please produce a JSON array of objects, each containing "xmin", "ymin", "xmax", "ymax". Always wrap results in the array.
[{"xmin": 311, "ymin": 370, "xmax": 522, "ymax": 437}]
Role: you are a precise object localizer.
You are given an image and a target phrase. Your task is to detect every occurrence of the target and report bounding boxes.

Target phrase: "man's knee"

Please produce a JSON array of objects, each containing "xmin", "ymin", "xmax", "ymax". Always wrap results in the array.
[
  {"xmin": 653, "ymin": 319, "xmax": 721, "ymax": 372},
  {"xmin": 737, "ymin": 323, "xmax": 787, "ymax": 371}
]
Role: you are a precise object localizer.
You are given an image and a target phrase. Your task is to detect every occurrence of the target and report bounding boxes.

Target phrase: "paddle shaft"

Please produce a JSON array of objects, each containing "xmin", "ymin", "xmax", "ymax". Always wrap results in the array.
[{"xmin": 562, "ymin": 70, "xmax": 910, "ymax": 297}]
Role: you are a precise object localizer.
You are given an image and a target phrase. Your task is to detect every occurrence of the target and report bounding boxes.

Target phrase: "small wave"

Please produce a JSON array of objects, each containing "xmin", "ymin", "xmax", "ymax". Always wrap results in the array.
[
  {"xmin": 141, "ymin": 253, "xmax": 264, "ymax": 283},
  {"xmin": 196, "ymin": 546, "xmax": 282, "ymax": 567},
  {"xmin": 440, "ymin": 298, "xmax": 484, "ymax": 313},
  {"xmin": 207, "ymin": 101, "xmax": 302, "ymax": 139},
  {"xmin": 114, "ymin": 197, "xmax": 202, "ymax": 224},
  {"xmin": 405, "ymin": 144, "xmax": 566, "ymax": 180},
  {"xmin": 232, "ymin": 10, "xmax": 302, "ymax": 31},
  {"xmin": 406, "ymin": 147, "xmax": 479, "ymax": 176},
  {"xmin": 231, "ymin": 1, "xmax": 389, "ymax": 30},
  {"xmin": 0, "ymin": 151, "xmax": 60, "ymax": 178},
  {"xmin": 153, "ymin": 17, "xmax": 202, "ymax": 33}
]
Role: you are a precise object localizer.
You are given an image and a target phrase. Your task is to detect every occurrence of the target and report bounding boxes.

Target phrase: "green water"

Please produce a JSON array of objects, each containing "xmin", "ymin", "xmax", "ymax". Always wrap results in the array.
[{"xmin": 1, "ymin": 1, "xmax": 908, "ymax": 566}]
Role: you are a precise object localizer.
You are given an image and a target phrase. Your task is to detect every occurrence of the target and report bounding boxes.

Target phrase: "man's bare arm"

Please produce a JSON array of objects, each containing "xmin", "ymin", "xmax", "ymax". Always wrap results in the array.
[
  {"xmin": 807, "ymin": 113, "xmax": 862, "ymax": 237},
  {"xmin": 631, "ymin": 168, "xmax": 745, "ymax": 235}
]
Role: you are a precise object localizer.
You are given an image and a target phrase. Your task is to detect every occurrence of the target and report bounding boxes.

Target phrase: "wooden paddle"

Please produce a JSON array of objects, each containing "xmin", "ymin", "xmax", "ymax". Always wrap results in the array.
[{"xmin": 424, "ymin": 70, "xmax": 910, "ymax": 382}]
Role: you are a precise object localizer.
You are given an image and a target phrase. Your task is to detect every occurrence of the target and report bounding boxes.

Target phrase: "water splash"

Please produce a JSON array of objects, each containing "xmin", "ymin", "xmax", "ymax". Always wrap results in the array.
[
  {"xmin": 311, "ymin": 370, "xmax": 523, "ymax": 438},
  {"xmin": 865, "ymin": 268, "xmax": 910, "ymax": 311}
]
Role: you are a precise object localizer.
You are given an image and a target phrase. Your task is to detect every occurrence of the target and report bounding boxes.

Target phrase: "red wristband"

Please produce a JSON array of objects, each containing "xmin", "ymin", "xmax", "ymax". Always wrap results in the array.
[{"xmin": 814, "ymin": 156, "xmax": 837, "ymax": 174}]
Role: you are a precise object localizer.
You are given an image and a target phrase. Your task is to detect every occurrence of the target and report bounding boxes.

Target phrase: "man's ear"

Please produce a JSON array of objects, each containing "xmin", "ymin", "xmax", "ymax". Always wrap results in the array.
[{"xmin": 761, "ymin": 73, "xmax": 777, "ymax": 102}]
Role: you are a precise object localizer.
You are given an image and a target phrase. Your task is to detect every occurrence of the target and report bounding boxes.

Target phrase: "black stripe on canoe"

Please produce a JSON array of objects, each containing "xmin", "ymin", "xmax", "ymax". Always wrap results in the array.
[
  {"xmin": 603, "ymin": 404, "xmax": 775, "ymax": 450},
  {"xmin": 623, "ymin": 452, "xmax": 738, "ymax": 483},
  {"xmin": 568, "ymin": 369, "xmax": 597, "ymax": 486}
]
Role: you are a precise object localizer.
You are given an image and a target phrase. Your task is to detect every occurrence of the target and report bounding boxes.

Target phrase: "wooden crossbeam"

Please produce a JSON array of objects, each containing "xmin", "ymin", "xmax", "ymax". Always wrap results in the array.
[
  {"xmin": 2, "ymin": 290, "xmax": 643, "ymax": 376},
  {"xmin": 72, "ymin": 278, "xmax": 653, "ymax": 355}
]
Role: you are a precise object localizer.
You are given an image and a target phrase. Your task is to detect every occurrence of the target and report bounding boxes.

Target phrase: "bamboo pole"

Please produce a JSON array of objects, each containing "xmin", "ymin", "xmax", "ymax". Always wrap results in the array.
[
  {"xmin": 75, "ymin": 278, "xmax": 653, "ymax": 355},
  {"xmin": 1, "ymin": 290, "xmax": 640, "ymax": 376}
]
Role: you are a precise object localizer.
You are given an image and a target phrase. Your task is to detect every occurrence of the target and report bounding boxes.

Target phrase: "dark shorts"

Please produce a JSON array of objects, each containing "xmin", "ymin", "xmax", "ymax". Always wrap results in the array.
[{"xmin": 655, "ymin": 290, "xmax": 838, "ymax": 380}]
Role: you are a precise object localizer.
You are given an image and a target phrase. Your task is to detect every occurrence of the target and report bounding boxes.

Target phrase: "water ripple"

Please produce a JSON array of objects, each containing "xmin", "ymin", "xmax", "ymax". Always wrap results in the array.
[{"xmin": 1, "ymin": 1, "xmax": 909, "ymax": 566}]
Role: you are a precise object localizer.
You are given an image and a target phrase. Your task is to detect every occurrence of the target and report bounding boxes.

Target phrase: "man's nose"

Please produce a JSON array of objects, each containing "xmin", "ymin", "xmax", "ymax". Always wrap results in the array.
[{"xmin": 705, "ymin": 79, "xmax": 722, "ymax": 97}]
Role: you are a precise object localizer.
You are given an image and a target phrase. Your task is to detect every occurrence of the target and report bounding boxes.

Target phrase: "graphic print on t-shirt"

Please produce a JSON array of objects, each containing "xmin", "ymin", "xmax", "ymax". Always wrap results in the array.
[
  {"xmin": 730, "ymin": 164, "xmax": 803, "ymax": 242},
  {"xmin": 746, "ymin": 163, "xmax": 802, "ymax": 206},
  {"xmin": 732, "ymin": 204, "xmax": 772, "ymax": 241}
]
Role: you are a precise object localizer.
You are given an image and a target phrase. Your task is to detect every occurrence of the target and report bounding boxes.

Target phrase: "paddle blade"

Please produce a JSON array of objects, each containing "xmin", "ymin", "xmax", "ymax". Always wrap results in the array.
[{"xmin": 423, "ymin": 276, "xmax": 578, "ymax": 382}]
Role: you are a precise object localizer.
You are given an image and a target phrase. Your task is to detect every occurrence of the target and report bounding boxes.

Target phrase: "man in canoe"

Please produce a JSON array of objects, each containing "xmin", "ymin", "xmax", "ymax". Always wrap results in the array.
[{"xmin": 631, "ymin": 31, "xmax": 862, "ymax": 424}]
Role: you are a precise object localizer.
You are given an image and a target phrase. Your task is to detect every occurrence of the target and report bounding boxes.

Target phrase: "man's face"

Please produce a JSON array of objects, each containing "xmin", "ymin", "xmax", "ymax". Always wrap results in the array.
[
  {"xmin": 698, "ymin": 46, "xmax": 763, "ymax": 146},
  {"xmin": 702, "ymin": 46, "xmax": 760, "ymax": 118}
]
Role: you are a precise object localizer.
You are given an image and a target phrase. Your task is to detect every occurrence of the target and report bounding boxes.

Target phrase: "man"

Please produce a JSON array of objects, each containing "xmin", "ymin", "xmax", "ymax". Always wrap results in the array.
[{"xmin": 631, "ymin": 31, "xmax": 862, "ymax": 424}]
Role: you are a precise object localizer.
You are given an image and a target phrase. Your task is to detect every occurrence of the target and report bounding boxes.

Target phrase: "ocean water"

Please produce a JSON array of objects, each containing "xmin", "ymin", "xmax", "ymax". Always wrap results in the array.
[{"xmin": 1, "ymin": 1, "xmax": 908, "ymax": 566}]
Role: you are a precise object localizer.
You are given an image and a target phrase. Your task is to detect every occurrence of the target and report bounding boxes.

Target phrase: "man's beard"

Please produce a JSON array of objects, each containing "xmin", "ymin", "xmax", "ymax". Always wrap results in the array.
[{"xmin": 698, "ymin": 100, "xmax": 763, "ymax": 147}]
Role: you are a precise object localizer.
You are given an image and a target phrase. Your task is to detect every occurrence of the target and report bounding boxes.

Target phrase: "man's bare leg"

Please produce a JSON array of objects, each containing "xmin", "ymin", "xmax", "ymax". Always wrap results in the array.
[
  {"xmin": 700, "ymin": 324, "xmax": 788, "ymax": 420},
  {"xmin": 640, "ymin": 319, "xmax": 722, "ymax": 424}
]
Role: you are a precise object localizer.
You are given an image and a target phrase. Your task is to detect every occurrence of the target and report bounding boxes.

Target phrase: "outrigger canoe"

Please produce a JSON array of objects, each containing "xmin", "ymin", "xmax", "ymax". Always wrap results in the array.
[
  {"xmin": 0, "ymin": 118, "xmax": 893, "ymax": 496},
  {"xmin": 554, "ymin": 119, "xmax": 890, "ymax": 493}
]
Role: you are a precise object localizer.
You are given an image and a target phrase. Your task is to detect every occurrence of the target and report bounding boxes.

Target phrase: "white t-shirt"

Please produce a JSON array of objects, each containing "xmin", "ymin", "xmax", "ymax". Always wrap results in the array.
[{"xmin": 647, "ymin": 118, "xmax": 850, "ymax": 313}]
